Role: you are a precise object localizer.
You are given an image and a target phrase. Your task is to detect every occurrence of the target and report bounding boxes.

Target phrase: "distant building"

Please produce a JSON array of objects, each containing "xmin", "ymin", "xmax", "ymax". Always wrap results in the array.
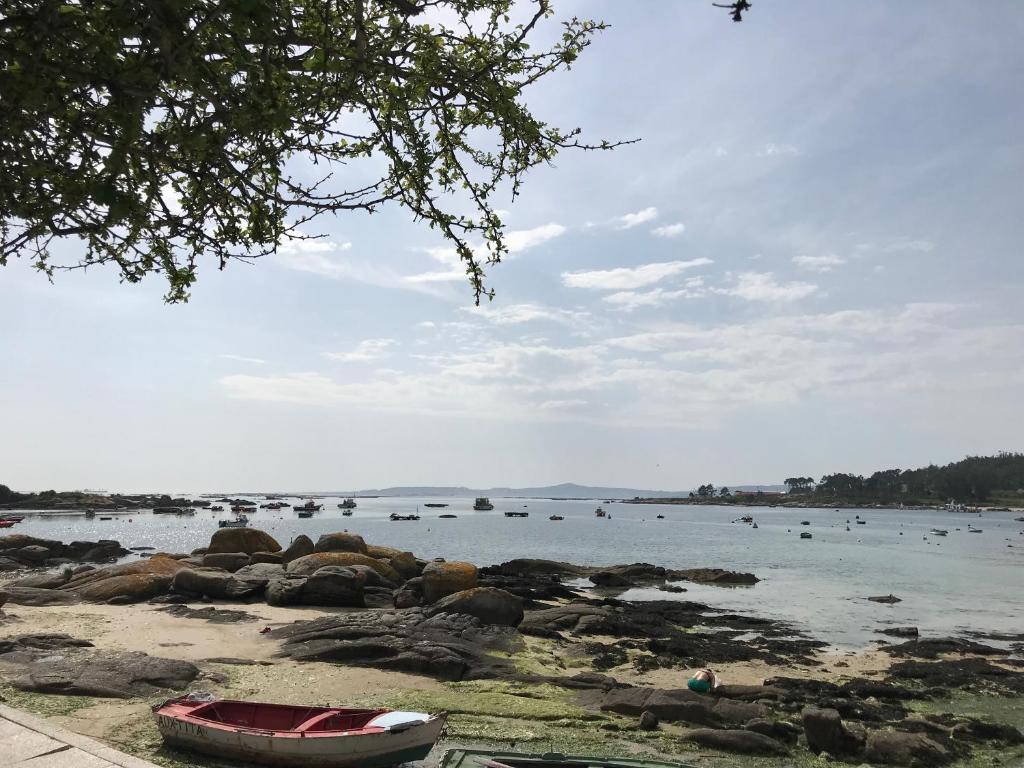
[{"xmin": 733, "ymin": 490, "xmax": 784, "ymax": 498}]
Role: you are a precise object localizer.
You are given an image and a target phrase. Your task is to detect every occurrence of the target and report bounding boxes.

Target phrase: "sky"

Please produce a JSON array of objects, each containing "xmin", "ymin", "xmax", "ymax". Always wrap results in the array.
[{"xmin": 2, "ymin": 1, "xmax": 1023, "ymax": 493}]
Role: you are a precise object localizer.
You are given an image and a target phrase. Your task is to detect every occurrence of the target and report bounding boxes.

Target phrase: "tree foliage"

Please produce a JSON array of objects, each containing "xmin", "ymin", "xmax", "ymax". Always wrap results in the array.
[{"xmin": 1, "ymin": 0, "xmax": 626, "ymax": 302}]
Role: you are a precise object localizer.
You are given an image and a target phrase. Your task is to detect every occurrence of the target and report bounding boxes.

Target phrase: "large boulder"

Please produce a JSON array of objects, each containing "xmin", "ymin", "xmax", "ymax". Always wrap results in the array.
[
  {"xmin": 11, "ymin": 571, "xmax": 73, "ymax": 589},
  {"xmin": 233, "ymin": 563, "xmax": 285, "ymax": 587},
  {"xmin": 300, "ymin": 566, "xmax": 366, "ymax": 607},
  {"xmin": 76, "ymin": 573, "xmax": 173, "ymax": 603},
  {"xmin": 394, "ymin": 576, "xmax": 423, "ymax": 608},
  {"xmin": 286, "ymin": 552, "xmax": 400, "ymax": 582},
  {"xmin": 11, "ymin": 650, "xmax": 199, "ymax": 698},
  {"xmin": 425, "ymin": 587, "xmax": 523, "ymax": 627},
  {"xmin": 366, "ymin": 546, "xmax": 421, "ymax": 579},
  {"xmin": 0, "ymin": 586, "xmax": 82, "ymax": 606},
  {"xmin": 172, "ymin": 568, "xmax": 259, "ymax": 600},
  {"xmin": 863, "ymin": 731, "xmax": 949, "ymax": 766},
  {"xmin": 674, "ymin": 568, "xmax": 759, "ymax": 585},
  {"xmin": 202, "ymin": 552, "xmax": 251, "ymax": 572},
  {"xmin": 250, "ymin": 551, "xmax": 283, "ymax": 565},
  {"xmin": 15, "ymin": 545, "xmax": 51, "ymax": 564},
  {"xmin": 280, "ymin": 535, "xmax": 315, "ymax": 564},
  {"xmin": 802, "ymin": 707, "xmax": 865, "ymax": 757},
  {"xmin": 589, "ymin": 570, "xmax": 633, "ymax": 587},
  {"xmin": 421, "ymin": 561, "xmax": 477, "ymax": 603},
  {"xmin": 66, "ymin": 540, "xmax": 128, "ymax": 562},
  {"xmin": 346, "ymin": 564, "xmax": 396, "ymax": 589},
  {"xmin": 266, "ymin": 576, "xmax": 306, "ymax": 606},
  {"xmin": 314, "ymin": 533, "xmax": 367, "ymax": 554},
  {"xmin": 683, "ymin": 728, "xmax": 789, "ymax": 756},
  {"xmin": 0, "ymin": 535, "xmax": 63, "ymax": 558},
  {"xmin": 61, "ymin": 556, "xmax": 192, "ymax": 593},
  {"xmin": 206, "ymin": 528, "xmax": 281, "ymax": 555}
]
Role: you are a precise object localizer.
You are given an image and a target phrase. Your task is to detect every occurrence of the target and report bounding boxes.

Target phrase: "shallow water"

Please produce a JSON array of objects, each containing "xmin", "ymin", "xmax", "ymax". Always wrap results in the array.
[{"xmin": 11, "ymin": 498, "xmax": 1024, "ymax": 649}]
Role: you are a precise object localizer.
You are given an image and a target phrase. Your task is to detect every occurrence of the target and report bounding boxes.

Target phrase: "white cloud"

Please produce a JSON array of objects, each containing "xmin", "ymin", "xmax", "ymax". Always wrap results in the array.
[
  {"xmin": 757, "ymin": 143, "xmax": 801, "ymax": 157},
  {"xmin": 882, "ymin": 238, "xmax": 936, "ymax": 253},
  {"xmin": 539, "ymin": 399, "xmax": 588, "ymax": 409},
  {"xmin": 792, "ymin": 254, "xmax": 846, "ymax": 273},
  {"xmin": 417, "ymin": 321, "xmax": 437, "ymax": 329},
  {"xmin": 613, "ymin": 207, "xmax": 658, "ymax": 230},
  {"xmin": 323, "ymin": 338, "xmax": 396, "ymax": 363},
  {"xmin": 505, "ymin": 223, "xmax": 567, "ymax": 252},
  {"xmin": 715, "ymin": 272, "xmax": 818, "ymax": 302},
  {"xmin": 461, "ymin": 302, "xmax": 590, "ymax": 327},
  {"xmin": 219, "ymin": 354, "xmax": 266, "ymax": 365},
  {"xmin": 651, "ymin": 223, "xmax": 686, "ymax": 238},
  {"xmin": 562, "ymin": 258, "xmax": 712, "ymax": 291},
  {"xmin": 603, "ymin": 279, "xmax": 706, "ymax": 311}
]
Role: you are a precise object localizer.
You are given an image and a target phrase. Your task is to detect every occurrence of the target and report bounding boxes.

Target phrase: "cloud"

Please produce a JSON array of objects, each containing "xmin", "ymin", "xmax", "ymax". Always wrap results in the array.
[
  {"xmin": 505, "ymin": 223, "xmax": 567, "ymax": 252},
  {"xmin": 882, "ymin": 238, "xmax": 936, "ymax": 254},
  {"xmin": 651, "ymin": 223, "xmax": 686, "ymax": 238},
  {"xmin": 219, "ymin": 354, "xmax": 266, "ymax": 365},
  {"xmin": 562, "ymin": 258, "xmax": 712, "ymax": 291},
  {"xmin": 715, "ymin": 272, "xmax": 818, "ymax": 302},
  {"xmin": 613, "ymin": 207, "xmax": 658, "ymax": 230},
  {"xmin": 757, "ymin": 143, "xmax": 801, "ymax": 157},
  {"xmin": 792, "ymin": 254, "xmax": 846, "ymax": 273},
  {"xmin": 539, "ymin": 399, "xmax": 588, "ymax": 409},
  {"xmin": 603, "ymin": 279, "xmax": 706, "ymax": 311},
  {"xmin": 461, "ymin": 302, "xmax": 590, "ymax": 327},
  {"xmin": 323, "ymin": 338, "xmax": 396, "ymax": 363}
]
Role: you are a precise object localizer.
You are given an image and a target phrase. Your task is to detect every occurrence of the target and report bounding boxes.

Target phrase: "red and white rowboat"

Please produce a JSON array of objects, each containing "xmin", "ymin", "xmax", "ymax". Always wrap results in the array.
[{"xmin": 154, "ymin": 695, "xmax": 447, "ymax": 768}]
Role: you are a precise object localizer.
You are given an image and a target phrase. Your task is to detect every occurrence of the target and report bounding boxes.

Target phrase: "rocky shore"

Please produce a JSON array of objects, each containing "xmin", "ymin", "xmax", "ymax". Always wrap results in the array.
[{"xmin": 0, "ymin": 527, "xmax": 1022, "ymax": 767}]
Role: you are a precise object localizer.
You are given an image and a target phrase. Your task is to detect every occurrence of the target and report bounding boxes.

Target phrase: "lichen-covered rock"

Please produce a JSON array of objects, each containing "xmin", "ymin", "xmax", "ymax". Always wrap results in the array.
[
  {"xmin": 425, "ymin": 587, "xmax": 523, "ymax": 627},
  {"xmin": 206, "ymin": 528, "xmax": 281, "ymax": 555},
  {"xmin": 280, "ymin": 535, "xmax": 315, "ymax": 564},
  {"xmin": 76, "ymin": 573, "xmax": 173, "ymax": 603},
  {"xmin": 314, "ymin": 532, "xmax": 367, "ymax": 554},
  {"xmin": 201, "ymin": 552, "xmax": 250, "ymax": 572},
  {"xmin": 250, "ymin": 551, "xmax": 283, "ymax": 565},
  {"xmin": 286, "ymin": 552, "xmax": 400, "ymax": 582},
  {"xmin": 61, "ymin": 555, "xmax": 192, "ymax": 593},
  {"xmin": 421, "ymin": 561, "xmax": 477, "ymax": 603},
  {"xmin": 366, "ymin": 546, "xmax": 421, "ymax": 579}
]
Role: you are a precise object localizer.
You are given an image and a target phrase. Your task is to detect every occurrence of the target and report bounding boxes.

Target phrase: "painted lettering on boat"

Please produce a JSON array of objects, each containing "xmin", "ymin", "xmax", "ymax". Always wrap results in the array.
[{"xmin": 160, "ymin": 714, "xmax": 206, "ymax": 737}]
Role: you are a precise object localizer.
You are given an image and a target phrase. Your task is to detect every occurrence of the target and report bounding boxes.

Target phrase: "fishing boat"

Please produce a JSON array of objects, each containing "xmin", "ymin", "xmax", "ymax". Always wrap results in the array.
[
  {"xmin": 800, "ymin": 520, "xmax": 810, "ymax": 526},
  {"xmin": 424, "ymin": 503, "xmax": 449, "ymax": 508},
  {"xmin": 594, "ymin": 507, "xmax": 607, "ymax": 518},
  {"xmin": 210, "ymin": 505, "xmax": 224, "ymax": 512},
  {"xmin": 230, "ymin": 505, "xmax": 252, "ymax": 513},
  {"xmin": 737, "ymin": 515, "xmax": 754, "ymax": 523},
  {"xmin": 390, "ymin": 513, "xmax": 420, "ymax": 521},
  {"xmin": 338, "ymin": 498, "xmax": 357, "ymax": 509},
  {"xmin": 800, "ymin": 531, "xmax": 813, "ymax": 539},
  {"xmin": 440, "ymin": 748, "xmax": 694, "ymax": 768},
  {"xmin": 341, "ymin": 510, "xmax": 354, "ymax": 516},
  {"xmin": 218, "ymin": 514, "xmax": 249, "ymax": 528},
  {"xmin": 549, "ymin": 515, "xmax": 564, "ymax": 521},
  {"xmin": 1015, "ymin": 516, "xmax": 1024, "ymax": 522},
  {"xmin": 297, "ymin": 510, "xmax": 314, "ymax": 518},
  {"xmin": 473, "ymin": 497, "xmax": 494, "ymax": 511},
  {"xmin": 930, "ymin": 528, "xmax": 949, "ymax": 536},
  {"xmin": 296, "ymin": 500, "xmax": 323, "ymax": 513},
  {"xmin": 154, "ymin": 695, "xmax": 446, "ymax": 768},
  {"xmin": 504, "ymin": 511, "xmax": 528, "ymax": 518}
]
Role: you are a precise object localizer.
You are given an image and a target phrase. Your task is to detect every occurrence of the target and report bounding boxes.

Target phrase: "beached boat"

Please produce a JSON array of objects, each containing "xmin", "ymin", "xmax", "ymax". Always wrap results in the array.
[
  {"xmin": 440, "ymin": 748, "xmax": 694, "ymax": 768},
  {"xmin": 473, "ymin": 497, "xmax": 494, "ymax": 511},
  {"xmin": 219, "ymin": 514, "xmax": 249, "ymax": 528},
  {"xmin": 338, "ymin": 498, "xmax": 357, "ymax": 509},
  {"xmin": 594, "ymin": 507, "xmax": 607, "ymax": 518},
  {"xmin": 504, "ymin": 511, "xmax": 528, "ymax": 518},
  {"xmin": 296, "ymin": 500, "xmax": 323, "ymax": 513},
  {"xmin": 154, "ymin": 695, "xmax": 446, "ymax": 768},
  {"xmin": 930, "ymin": 529, "xmax": 949, "ymax": 536},
  {"xmin": 549, "ymin": 514, "xmax": 564, "ymax": 521}
]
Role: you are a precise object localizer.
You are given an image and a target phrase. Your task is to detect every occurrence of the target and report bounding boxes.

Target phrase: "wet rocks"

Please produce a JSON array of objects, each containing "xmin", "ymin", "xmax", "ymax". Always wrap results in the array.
[
  {"xmin": 673, "ymin": 568, "xmax": 759, "ymax": 586},
  {"xmin": 421, "ymin": 561, "xmax": 478, "ymax": 603},
  {"xmin": 887, "ymin": 657, "xmax": 1024, "ymax": 695},
  {"xmin": 206, "ymin": 528, "xmax": 281, "ymax": 555},
  {"xmin": 802, "ymin": 707, "xmax": 866, "ymax": 756},
  {"xmin": 589, "ymin": 571, "xmax": 633, "ymax": 588},
  {"xmin": 881, "ymin": 637, "xmax": 1008, "ymax": 659},
  {"xmin": 314, "ymin": 532, "xmax": 367, "ymax": 554},
  {"xmin": 863, "ymin": 730, "xmax": 950, "ymax": 766},
  {"xmin": 879, "ymin": 626, "xmax": 919, "ymax": 638},
  {"xmin": 425, "ymin": 587, "xmax": 524, "ymax": 627}
]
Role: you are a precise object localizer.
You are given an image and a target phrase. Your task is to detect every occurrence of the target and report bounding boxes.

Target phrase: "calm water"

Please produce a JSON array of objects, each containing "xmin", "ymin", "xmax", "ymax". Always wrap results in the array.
[{"xmin": 12, "ymin": 498, "xmax": 1024, "ymax": 649}]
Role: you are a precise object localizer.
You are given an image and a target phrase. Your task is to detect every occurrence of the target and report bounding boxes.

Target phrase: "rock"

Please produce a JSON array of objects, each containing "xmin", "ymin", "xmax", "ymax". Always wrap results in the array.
[
  {"xmin": 345, "ymin": 564, "xmax": 396, "ymax": 589},
  {"xmin": 364, "ymin": 587, "xmax": 395, "ymax": 608},
  {"xmin": 206, "ymin": 528, "xmax": 281, "ymax": 555},
  {"xmin": 683, "ymin": 728, "xmax": 789, "ymax": 756},
  {"xmin": 250, "ymin": 551, "xmax": 283, "ymax": 565},
  {"xmin": 11, "ymin": 650, "xmax": 199, "ymax": 698},
  {"xmin": 0, "ymin": 586, "xmax": 81, "ymax": 606},
  {"xmin": 274, "ymin": 608, "xmax": 518, "ymax": 681},
  {"xmin": 485, "ymin": 559, "xmax": 590, "ymax": 576},
  {"xmin": 744, "ymin": 718, "xmax": 800, "ymax": 744},
  {"xmin": 887, "ymin": 657, "xmax": 1024, "ymax": 695},
  {"xmin": 659, "ymin": 584, "xmax": 687, "ymax": 593},
  {"xmin": 868, "ymin": 594, "xmax": 902, "ymax": 603},
  {"xmin": 366, "ymin": 546, "xmax": 421, "ymax": 579},
  {"xmin": 300, "ymin": 566, "xmax": 366, "ymax": 607},
  {"xmin": 61, "ymin": 556, "xmax": 193, "ymax": 593},
  {"xmin": 286, "ymin": 552, "xmax": 400, "ymax": 582},
  {"xmin": 159, "ymin": 605, "xmax": 258, "ymax": 623},
  {"xmin": 11, "ymin": 571, "xmax": 72, "ymax": 589},
  {"xmin": 674, "ymin": 568, "xmax": 759, "ymax": 585},
  {"xmin": 0, "ymin": 634, "xmax": 94, "ymax": 656},
  {"xmin": 882, "ymin": 637, "xmax": 1008, "ymax": 659},
  {"xmin": 0, "ymin": 556, "xmax": 24, "ymax": 571},
  {"xmin": 280, "ymin": 535, "xmax": 315, "ymax": 564},
  {"xmin": 314, "ymin": 532, "xmax": 368, "ymax": 554},
  {"xmin": 0, "ymin": 535, "xmax": 62, "ymax": 557},
  {"xmin": 172, "ymin": 568, "xmax": 259, "ymax": 600},
  {"xmin": 76, "ymin": 573, "xmax": 173, "ymax": 603},
  {"xmin": 639, "ymin": 710, "xmax": 659, "ymax": 730},
  {"xmin": 863, "ymin": 730, "xmax": 949, "ymax": 766},
  {"xmin": 600, "ymin": 688, "xmax": 720, "ymax": 726},
  {"xmin": 394, "ymin": 577, "xmax": 423, "ymax": 608},
  {"xmin": 233, "ymin": 563, "xmax": 285, "ymax": 587},
  {"xmin": 15, "ymin": 545, "xmax": 52, "ymax": 564},
  {"xmin": 71, "ymin": 540, "xmax": 129, "ymax": 562},
  {"xmin": 71, "ymin": 564, "xmax": 95, "ymax": 575},
  {"xmin": 425, "ymin": 587, "xmax": 524, "ymax": 627},
  {"xmin": 590, "ymin": 571, "xmax": 633, "ymax": 587},
  {"xmin": 421, "ymin": 561, "xmax": 478, "ymax": 603},
  {"xmin": 266, "ymin": 576, "xmax": 306, "ymax": 606},
  {"xmin": 802, "ymin": 707, "xmax": 865, "ymax": 757},
  {"xmin": 879, "ymin": 626, "xmax": 919, "ymax": 638},
  {"xmin": 201, "ymin": 552, "xmax": 251, "ymax": 572}
]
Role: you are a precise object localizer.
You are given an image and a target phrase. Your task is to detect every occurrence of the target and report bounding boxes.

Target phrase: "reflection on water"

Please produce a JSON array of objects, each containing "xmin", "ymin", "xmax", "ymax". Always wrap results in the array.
[{"xmin": 12, "ymin": 498, "xmax": 1024, "ymax": 649}]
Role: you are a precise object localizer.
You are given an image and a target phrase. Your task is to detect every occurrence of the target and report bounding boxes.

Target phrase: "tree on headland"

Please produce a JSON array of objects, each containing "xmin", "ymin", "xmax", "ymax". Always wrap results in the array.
[
  {"xmin": 0, "ymin": 0, "xmax": 634, "ymax": 303},
  {"xmin": 719, "ymin": 486, "xmax": 730, "ymax": 496},
  {"xmin": 784, "ymin": 476, "xmax": 815, "ymax": 494}
]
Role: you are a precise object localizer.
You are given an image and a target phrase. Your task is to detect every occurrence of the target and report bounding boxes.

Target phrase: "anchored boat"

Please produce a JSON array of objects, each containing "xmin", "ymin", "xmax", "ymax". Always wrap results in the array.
[
  {"xmin": 473, "ymin": 497, "xmax": 494, "ymax": 511},
  {"xmin": 338, "ymin": 498, "xmax": 357, "ymax": 509},
  {"xmin": 154, "ymin": 695, "xmax": 446, "ymax": 768},
  {"xmin": 218, "ymin": 514, "xmax": 249, "ymax": 528}
]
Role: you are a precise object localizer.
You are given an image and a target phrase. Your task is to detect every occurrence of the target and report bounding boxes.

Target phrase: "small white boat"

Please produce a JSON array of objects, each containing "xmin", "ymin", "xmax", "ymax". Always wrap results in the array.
[
  {"xmin": 218, "ymin": 514, "xmax": 249, "ymax": 528},
  {"xmin": 154, "ymin": 695, "xmax": 446, "ymax": 768},
  {"xmin": 929, "ymin": 529, "xmax": 948, "ymax": 536}
]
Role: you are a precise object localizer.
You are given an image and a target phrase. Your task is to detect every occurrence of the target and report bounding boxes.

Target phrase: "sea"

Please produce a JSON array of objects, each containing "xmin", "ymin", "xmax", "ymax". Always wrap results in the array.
[{"xmin": 11, "ymin": 498, "xmax": 1024, "ymax": 650}]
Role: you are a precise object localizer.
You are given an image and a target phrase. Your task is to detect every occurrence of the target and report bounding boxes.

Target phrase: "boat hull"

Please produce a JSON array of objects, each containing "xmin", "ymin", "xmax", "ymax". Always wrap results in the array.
[{"xmin": 156, "ymin": 711, "xmax": 445, "ymax": 768}]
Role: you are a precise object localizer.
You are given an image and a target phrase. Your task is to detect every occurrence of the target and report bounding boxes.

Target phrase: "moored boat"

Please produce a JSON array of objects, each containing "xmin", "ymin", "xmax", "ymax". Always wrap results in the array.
[
  {"xmin": 297, "ymin": 510, "xmax": 314, "ymax": 518},
  {"xmin": 218, "ymin": 515, "xmax": 249, "ymax": 528},
  {"xmin": 930, "ymin": 528, "xmax": 948, "ymax": 536},
  {"xmin": 504, "ymin": 511, "xmax": 528, "ymax": 518},
  {"xmin": 548, "ymin": 514, "xmax": 564, "ymax": 521},
  {"xmin": 594, "ymin": 506, "xmax": 607, "ymax": 518},
  {"xmin": 473, "ymin": 497, "xmax": 494, "ymax": 511},
  {"xmin": 424, "ymin": 503, "xmax": 448, "ymax": 508},
  {"xmin": 0, "ymin": 520, "xmax": 14, "ymax": 528},
  {"xmin": 296, "ymin": 500, "xmax": 323, "ymax": 513},
  {"xmin": 390, "ymin": 513, "xmax": 420, "ymax": 521},
  {"xmin": 154, "ymin": 695, "xmax": 446, "ymax": 768},
  {"xmin": 800, "ymin": 531, "xmax": 812, "ymax": 539},
  {"xmin": 338, "ymin": 498, "xmax": 357, "ymax": 509},
  {"xmin": 341, "ymin": 510, "xmax": 354, "ymax": 516}
]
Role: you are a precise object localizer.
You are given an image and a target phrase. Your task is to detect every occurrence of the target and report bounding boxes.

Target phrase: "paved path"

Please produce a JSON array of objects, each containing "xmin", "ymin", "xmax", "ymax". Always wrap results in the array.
[{"xmin": 0, "ymin": 703, "xmax": 160, "ymax": 767}]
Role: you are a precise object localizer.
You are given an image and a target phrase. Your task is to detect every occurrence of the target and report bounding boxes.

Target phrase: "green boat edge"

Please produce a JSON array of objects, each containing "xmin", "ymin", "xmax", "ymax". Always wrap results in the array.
[{"xmin": 438, "ymin": 748, "xmax": 698, "ymax": 768}]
